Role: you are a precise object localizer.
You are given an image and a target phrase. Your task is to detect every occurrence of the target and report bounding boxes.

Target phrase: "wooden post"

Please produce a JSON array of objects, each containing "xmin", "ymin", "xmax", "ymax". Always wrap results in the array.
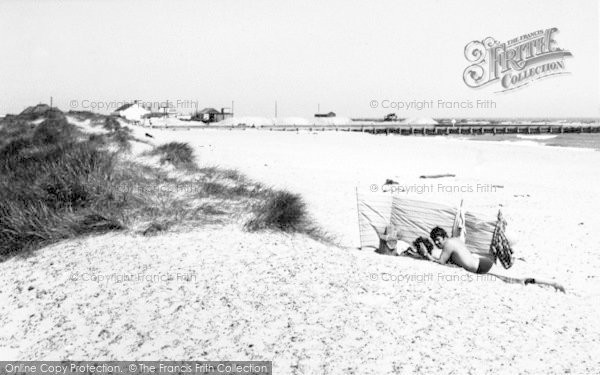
[{"xmin": 355, "ymin": 186, "xmax": 362, "ymax": 250}]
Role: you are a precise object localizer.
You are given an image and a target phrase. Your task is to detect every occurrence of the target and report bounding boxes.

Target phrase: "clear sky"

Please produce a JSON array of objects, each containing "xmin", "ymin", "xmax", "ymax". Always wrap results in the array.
[{"xmin": 0, "ymin": 0, "xmax": 598, "ymax": 118}]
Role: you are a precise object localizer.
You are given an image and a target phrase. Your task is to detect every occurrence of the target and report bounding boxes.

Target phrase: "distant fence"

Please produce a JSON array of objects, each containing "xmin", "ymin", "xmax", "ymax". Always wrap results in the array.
[{"xmin": 149, "ymin": 123, "xmax": 600, "ymax": 135}]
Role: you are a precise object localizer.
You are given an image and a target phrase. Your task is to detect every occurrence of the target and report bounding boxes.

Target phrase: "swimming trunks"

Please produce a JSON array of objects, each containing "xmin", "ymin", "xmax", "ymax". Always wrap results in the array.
[{"xmin": 476, "ymin": 256, "xmax": 494, "ymax": 274}]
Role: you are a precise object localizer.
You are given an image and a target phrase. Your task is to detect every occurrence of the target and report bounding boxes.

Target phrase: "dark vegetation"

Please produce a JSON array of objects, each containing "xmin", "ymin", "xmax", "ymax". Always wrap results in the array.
[
  {"xmin": 0, "ymin": 109, "xmax": 125, "ymax": 256},
  {"xmin": 245, "ymin": 191, "xmax": 308, "ymax": 231},
  {"xmin": 0, "ymin": 105, "xmax": 327, "ymax": 259},
  {"xmin": 145, "ymin": 142, "xmax": 196, "ymax": 169}
]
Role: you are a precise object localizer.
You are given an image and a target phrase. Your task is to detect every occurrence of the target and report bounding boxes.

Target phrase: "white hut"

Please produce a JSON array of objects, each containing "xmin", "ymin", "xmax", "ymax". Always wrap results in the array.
[{"xmin": 112, "ymin": 101, "xmax": 150, "ymax": 122}]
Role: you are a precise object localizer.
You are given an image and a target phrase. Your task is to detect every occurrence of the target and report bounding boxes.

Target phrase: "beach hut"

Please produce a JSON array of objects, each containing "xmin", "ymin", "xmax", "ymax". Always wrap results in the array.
[
  {"xmin": 194, "ymin": 108, "xmax": 234, "ymax": 123},
  {"xmin": 315, "ymin": 111, "xmax": 336, "ymax": 118}
]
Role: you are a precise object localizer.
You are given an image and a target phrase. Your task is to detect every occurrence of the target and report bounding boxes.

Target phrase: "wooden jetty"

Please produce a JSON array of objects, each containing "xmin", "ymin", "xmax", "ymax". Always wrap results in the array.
[{"xmin": 150, "ymin": 123, "xmax": 600, "ymax": 135}]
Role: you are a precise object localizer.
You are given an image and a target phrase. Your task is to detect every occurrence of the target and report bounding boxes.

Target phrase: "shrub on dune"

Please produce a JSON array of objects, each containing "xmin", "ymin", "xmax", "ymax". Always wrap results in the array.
[
  {"xmin": 103, "ymin": 116, "xmax": 122, "ymax": 131},
  {"xmin": 111, "ymin": 126, "xmax": 133, "ymax": 151},
  {"xmin": 148, "ymin": 142, "xmax": 196, "ymax": 169},
  {"xmin": 32, "ymin": 116, "xmax": 77, "ymax": 145},
  {"xmin": 245, "ymin": 190, "xmax": 332, "ymax": 241},
  {"xmin": 245, "ymin": 190, "xmax": 309, "ymax": 232}
]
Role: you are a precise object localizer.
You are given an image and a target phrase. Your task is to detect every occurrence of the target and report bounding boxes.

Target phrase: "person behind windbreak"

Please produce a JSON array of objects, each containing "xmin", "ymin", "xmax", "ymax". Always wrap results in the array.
[{"xmin": 425, "ymin": 226, "xmax": 495, "ymax": 274}]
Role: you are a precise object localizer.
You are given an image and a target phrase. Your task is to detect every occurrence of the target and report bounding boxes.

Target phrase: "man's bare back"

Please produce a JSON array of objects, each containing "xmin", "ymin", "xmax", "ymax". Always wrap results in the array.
[
  {"xmin": 438, "ymin": 238, "xmax": 479, "ymax": 273},
  {"xmin": 426, "ymin": 226, "xmax": 494, "ymax": 274}
]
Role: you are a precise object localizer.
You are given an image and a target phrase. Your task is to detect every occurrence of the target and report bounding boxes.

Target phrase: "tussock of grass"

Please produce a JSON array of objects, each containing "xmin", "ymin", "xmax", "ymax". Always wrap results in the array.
[
  {"xmin": 147, "ymin": 142, "xmax": 196, "ymax": 169},
  {"xmin": 141, "ymin": 221, "xmax": 171, "ymax": 236},
  {"xmin": 201, "ymin": 181, "xmax": 228, "ymax": 196},
  {"xmin": 111, "ymin": 126, "xmax": 133, "ymax": 151},
  {"xmin": 244, "ymin": 190, "xmax": 330, "ymax": 242},
  {"xmin": 95, "ymin": 116, "xmax": 135, "ymax": 151},
  {"xmin": 103, "ymin": 116, "xmax": 121, "ymax": 131},
  {"xmin": 245, "ymin": 190, "xmax": 308, "ymax": 232}
]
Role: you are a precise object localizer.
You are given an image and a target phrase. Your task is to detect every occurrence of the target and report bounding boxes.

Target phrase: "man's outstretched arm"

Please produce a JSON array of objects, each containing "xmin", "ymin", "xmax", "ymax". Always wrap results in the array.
[{"xmin": 425, "ymin": 248, "xmax": 451, "ymax": 265}]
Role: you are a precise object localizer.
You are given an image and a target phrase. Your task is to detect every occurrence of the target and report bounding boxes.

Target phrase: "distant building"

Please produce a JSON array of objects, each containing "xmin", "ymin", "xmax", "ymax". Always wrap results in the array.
[
  {"xmin": 142, "ymin": 112, "xmax": 165, "ymax": 119},
  {"xmin": 193, "ymin": 107, "xmax": 233, "ymax": 123},
  {"xmin": 159, "ymin": 103, "xmax": 178, "ymax": 118},
  {"xmin": 315, "ymin": 111, "xmax": 336, "ymax": 118},
  {"xmin": 112, "ymin": 101, "xmax": 150, "ymax": 122},
  {"xmin": 384, "ymin": 113, "xmax": 398, "ymax": 122}
]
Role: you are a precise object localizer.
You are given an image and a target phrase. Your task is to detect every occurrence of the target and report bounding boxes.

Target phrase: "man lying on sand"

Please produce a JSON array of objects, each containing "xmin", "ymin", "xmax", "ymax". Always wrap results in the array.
[
  {"xmin": 370, "ymin": 223, "xmax": 565, "ymax": 291},
  {"xmin": 425, "ymin": 226, "xmax": 494, "ymax": 274},
  {"xmin": 423, "ymin": 226, "xmax": 566, "ymax": 292}
]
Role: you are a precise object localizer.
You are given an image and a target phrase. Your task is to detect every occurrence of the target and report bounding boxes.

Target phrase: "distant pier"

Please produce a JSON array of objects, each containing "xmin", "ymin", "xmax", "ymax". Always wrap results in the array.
[{"xmin": 154, "ymin": 123, "xmax": 600, "ymax": 135}]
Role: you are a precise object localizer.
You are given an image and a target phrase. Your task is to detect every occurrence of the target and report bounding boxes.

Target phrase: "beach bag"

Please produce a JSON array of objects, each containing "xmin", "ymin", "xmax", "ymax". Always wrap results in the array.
[{"xmin": 490, "ymin": 211, "xmax": 514, "ymax": 269}]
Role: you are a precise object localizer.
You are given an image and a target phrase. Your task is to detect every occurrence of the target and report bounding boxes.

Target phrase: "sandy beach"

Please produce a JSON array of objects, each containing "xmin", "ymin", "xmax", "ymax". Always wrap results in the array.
[
  {"xmin": 1, "ymin": 127, "xmax": 600, "ymax": 373},
  {"xmin": 2, "ymin": 0, "xmax": 599, "ymax": 372}
]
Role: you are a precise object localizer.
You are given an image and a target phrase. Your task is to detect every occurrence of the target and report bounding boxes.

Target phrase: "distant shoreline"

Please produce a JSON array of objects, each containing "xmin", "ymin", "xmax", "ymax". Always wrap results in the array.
[{"xmin": 458, "ymin": 133, "xmax": 600, "ymax": 151}]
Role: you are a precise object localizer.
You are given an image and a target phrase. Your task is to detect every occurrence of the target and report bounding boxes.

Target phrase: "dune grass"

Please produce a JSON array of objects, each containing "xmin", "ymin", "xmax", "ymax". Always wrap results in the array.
[
  {"xmin": 244, "ymin": 190, "xmax": 330, "ymax": 241},
  {"xmin": 0, "ymin": 112, "xmax": 127, "ymax": 256},
  {"xmin": 146, "ymin": 142, "xmax": 196, "ymax": 169},
  {"xmin": 245, "ymin": 190, "xmax": 307, "ymax": 231},
  {"xmin": 0, "ymin": 107, "xmax": 329, "ymax": 259}
]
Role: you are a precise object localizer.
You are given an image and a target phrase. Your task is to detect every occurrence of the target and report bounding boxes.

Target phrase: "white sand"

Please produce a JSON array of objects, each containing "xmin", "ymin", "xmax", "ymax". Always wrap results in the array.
[
  {"xmin": 1, "ymin": 127, "xmax": 599, "ymax": 373},
  {"xmin": 65, "ymin": 116, "xmax": 109, "ymax": 134},
  {"xmin": 516, "ymin": 135, "xmax": 558, "ymax": 140},
  {"xmin": 399, "ymin": 117, "xmax": 438, "ymax": 125}
]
